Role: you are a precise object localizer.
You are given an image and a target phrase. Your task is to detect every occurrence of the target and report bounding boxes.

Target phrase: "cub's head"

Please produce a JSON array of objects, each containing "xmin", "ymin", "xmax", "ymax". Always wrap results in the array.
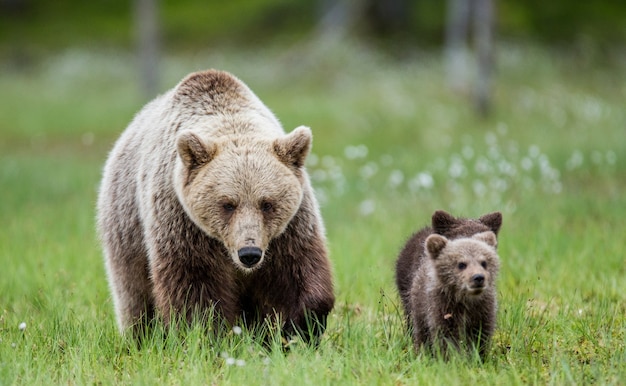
[
  {"xmin": 174, "ymin": 126, "xmax": 312, "ymax": 272},
  {"xmin": 425, "ymin": 232, "xmax": 500, "ymax": 298}
]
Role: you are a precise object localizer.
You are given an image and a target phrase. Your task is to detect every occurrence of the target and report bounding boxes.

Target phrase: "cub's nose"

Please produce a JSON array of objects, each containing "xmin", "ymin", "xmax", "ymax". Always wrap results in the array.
[
  {"xmin": 238, "ymin": 247, "xmax": 263, "ymax": 268},
  {"xmin": 471, "ymin": 274, "xmax": 485, "ymax": 286}
]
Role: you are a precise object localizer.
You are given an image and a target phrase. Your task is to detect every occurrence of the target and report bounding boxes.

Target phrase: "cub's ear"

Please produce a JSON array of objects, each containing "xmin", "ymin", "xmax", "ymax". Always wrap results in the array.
[
  {"xmin": 479, "ymin": 212, "xmax": 502, "ymax": 235},
  {"xmin": 273, "ymin": 126, "xmax": 312, "ymax": 169},
  {"xmin": 176, "ymin": 131, "xmax": 218, "ymax": 171},
  {"xmin": 432, "ymin": 210, "xmax": 456, "ymax": 234},
  {"xmin": 425, "ymin": 234, "xmax": 448, "ymax": 259},
  {"xmin": 473, "ymin": 231, "xmax": 498, "ymax": 248}
]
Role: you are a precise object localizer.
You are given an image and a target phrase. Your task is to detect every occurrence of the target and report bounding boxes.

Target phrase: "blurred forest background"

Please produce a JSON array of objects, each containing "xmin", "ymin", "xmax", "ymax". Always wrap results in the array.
[
  {"xmin": 1, "ymin": 0, "xmax": 625, "ymax": 148},
  {"xmin": 2, "ymin": 0, "xmax": 625, "ymax": 52},
  {"xmin": 2, "ymin": 0, "xmax": 625, "ymax": 89},
  {"xmin": 1, "ymin": 0, "xmax": 625, "ymax": 118}
]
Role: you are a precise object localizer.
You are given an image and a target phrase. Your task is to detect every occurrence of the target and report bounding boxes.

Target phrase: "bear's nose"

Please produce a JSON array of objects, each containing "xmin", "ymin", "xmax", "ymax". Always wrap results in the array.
[
  {"xmin": 471, "ymin": 274, "xmax": 485, "ymax": 286},
  {"xmin": 238, "ymin": 247, "xmax": 263, "ymax": 268}
]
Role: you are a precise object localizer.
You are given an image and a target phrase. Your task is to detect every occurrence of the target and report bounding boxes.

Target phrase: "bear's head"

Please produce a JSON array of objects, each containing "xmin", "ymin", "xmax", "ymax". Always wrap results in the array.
[
  {"xmin": 425, "ymin": 232, "xmax": 500, "ymax": 299},
  {"xmin": 174, "ymin": 126, "xmax": 312, "ymax": 272}
]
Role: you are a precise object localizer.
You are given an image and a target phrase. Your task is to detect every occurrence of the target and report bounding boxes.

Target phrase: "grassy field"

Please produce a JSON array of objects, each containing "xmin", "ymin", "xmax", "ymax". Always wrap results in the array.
[{"xmin": 1, "ymin": 40, "xmax": 625, "ymax": 384}]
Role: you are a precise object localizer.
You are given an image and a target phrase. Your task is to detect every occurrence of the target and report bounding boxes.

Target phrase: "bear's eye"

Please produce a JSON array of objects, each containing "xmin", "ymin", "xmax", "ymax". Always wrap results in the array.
[
  {"xmin": 260, "ymin": 201, "xmax": 273, "ymax": 213},
  {"xmin": 481, "ymin": 261, "xmax": 487, "ymax": 269},
  {"xmin": 457, "ymin": 262, "xmax": 467, "ymax": 270},
  {"xmin": 222, "ymin": 203, "xmax": 236, "ymax": 212}
]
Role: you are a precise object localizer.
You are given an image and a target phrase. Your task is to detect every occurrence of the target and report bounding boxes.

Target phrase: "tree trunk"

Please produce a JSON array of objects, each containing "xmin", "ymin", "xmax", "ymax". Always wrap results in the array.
[
  {"xmin": 135, "ymin": 0, "xmax": 160, "ymax": 98},
  {"xmin": 444, "ymin": 0, "xmax": 471, "ymax": 93},
  {"xmin": 473, "ymin": 0, "xmax": 494, "ymax": 117},
  {"xmin": 316, "ymin": 0, "xmax": 363, "ymax": 41},
  {"xmin": 444, "ymin": 0, "xmax": 495, "ymax": 117}
]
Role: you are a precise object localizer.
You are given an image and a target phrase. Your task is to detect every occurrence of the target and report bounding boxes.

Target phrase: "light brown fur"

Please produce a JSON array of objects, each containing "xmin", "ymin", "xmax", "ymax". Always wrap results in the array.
[{"xmin": 97, "ymin": 70, "xmax": 334, "ymax": 343}]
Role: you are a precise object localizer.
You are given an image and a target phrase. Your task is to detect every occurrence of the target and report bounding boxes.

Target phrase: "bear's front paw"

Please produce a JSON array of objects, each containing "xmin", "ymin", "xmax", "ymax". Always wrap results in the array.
[{"xmin": 283, "ymin": 308, "xmax": 329, "ymax": 347}]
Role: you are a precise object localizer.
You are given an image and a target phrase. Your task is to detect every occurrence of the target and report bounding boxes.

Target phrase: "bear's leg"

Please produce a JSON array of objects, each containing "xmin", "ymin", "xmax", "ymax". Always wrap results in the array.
[
  {"xmin": 284, "ymin": 248, "xmax": 335, "ymax": 345},
  {"xmin": 284, "ymin": 305, "xmax": 333, "ymax": 346},
  {"xmin": 242, "ymin": 251, "xmax": 334, "ymax": 346},
  {"xmin": 98, "ymin": 152, "xmax": 155, "ymax": 337},
  {"xmin": 107, "ymin": 254, "xmax": 154, "ymax": 337},
  {"xmin": 101, "ymin": 221, "xmax": 154, "ymax": 337},
  {"xmin": 146, "ymin": 220, "xmax": 241, "ymax": 331},
  {"xmin": 150, "ymin": 260, "xmax": 240, "ymax": 331},
  {"xmin": 411, "ymin": 318, "xmax": 431, "ymax": 354}
]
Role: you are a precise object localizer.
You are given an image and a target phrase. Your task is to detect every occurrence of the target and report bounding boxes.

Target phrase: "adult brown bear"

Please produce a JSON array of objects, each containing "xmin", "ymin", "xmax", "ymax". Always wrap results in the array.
[{"xmin": 97, "ymin": 70, "xmax": 334, "ymax": 344}]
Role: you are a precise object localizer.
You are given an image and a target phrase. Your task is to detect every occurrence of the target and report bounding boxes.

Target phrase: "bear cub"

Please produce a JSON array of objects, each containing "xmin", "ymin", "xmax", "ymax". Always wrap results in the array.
[{"xmin": 395, "ymin": 210, "xmax": 502, "ymax": 357}]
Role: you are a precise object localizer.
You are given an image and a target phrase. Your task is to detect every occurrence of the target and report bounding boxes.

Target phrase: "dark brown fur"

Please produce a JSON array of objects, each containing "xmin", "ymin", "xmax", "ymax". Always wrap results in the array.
[{"xmin": 395, "ymin": 210, "xmax": 502, "ymax": 357}]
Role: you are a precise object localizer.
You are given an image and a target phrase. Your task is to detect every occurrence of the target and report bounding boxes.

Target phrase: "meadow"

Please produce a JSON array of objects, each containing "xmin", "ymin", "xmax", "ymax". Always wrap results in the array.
[{"xmin": 1, "ymin": 40, "xmax": 625, "ymax": 384}]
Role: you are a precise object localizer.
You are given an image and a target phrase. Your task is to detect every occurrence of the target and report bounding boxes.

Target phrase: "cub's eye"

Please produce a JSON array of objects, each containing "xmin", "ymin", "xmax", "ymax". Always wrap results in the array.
[
  {"xmin": 481, "ymin": 261, "xmax": 487, "ymax": 269},
  {"xmin": 457, "ymin": 262, "xmax": 467, "ymax": 270},
  {"xmin": 222, "ymin": 203, "xmax": 236, "ymax": 212},
  {"xmin": 260, "ymin": 201, "xmax": 273, "ymax": 213}
]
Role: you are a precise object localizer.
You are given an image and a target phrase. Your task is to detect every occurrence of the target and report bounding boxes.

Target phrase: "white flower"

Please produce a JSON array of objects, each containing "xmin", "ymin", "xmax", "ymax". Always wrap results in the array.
[
  {"xmin": 359, "ymin": 199, "xmax": 375, "ymax": 216},
  {"xmin": 356, "ymin": 144, "xmax": 368, "ymax": 158},
  {"xmin": 225, "ymin": 358, "xmax": 236, "ymax": 366},
  {"xmin": 359, "ymin": 162, "xmax": 378, "ymax": 179},
  {"xmin": 387, "ymin": 170, "xmax": 404, "ymax": 188},
  {"xmin": 606, "ymin": 150, "xmax": 616, "ymax": 165},
  {"xmin": 235, "ymin": 359, "xmax": 246, "ymax": 367},
  {"xmin": 312, "ymin": 169, "xmax": 328, "ymax": 182},
  {"xmin": 418, "ymin": 172, "xmax": 434, "ymax": 189},
  {"xmin": 520, "ymin": 157, "xmax": 533, "ymax": 171},
  {"xmin": 448, "ymin": 159, "xmax": 466, "ymax": 179},
  {"xmin": 528, "ymin": 145, "xmax": 540, "ymax": 158},
  {"xmin": 344, "ymin": 145, "xmax": 359, "ymax": 160},
  {"xmin": 566, "ymin": 150, "xmax": 584, "ymax": 170},
  {"xmin": 18, "ymin": 322, "xmax": 26, "ymax": 331},
  {"xmin": 474, "ymin": 156, "xmax": 492, "ymax": 174},
  {"xmin": 344, "ymin": 144, "xmax": 368, "ymax": 160},
  {"xmin": 307, "ymin": 153, "xmax": 319, "ymax": 167},
  {"xmin": 408, "ymin": 172, "xmax": 434, "ymax": 192},
  {"xmin": 498, "ymin": 160, "xmax": 516, "ymax": 176},
  {"xmin": 489, "ymin": 178, "xmax": 508, "ymax": 192},
  {"xmin": 462, "ymin": 146, "xmax": 474, "ymax": 160},
  {"xmin": 472, "ymin": 180, "xmax": 487, "ymax": 197},
  {"xmin": 232, "ymin": 326, "xmax": 242, "ymax": 335}
]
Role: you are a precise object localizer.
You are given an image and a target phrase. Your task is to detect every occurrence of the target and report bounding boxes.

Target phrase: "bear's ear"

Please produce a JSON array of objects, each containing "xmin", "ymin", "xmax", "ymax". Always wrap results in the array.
[
  {"xmin": 425, "ymin": 234, "xmax": 448, "ymax": 259},
  {"xmin": 479, "ymin": 212, "xmax": 502, "ymax": 235},
  {"xmin": 431, "ymin": 210, "xmax": 457, "ymax": 234},
  {"xmin": 472, "ymin": 231, "xmax": 498, "ymax": 248},
  {"xmin": 273, "ymin": 126, "xmax": 312, "ymax": 169},
  {"xmin": 176, "ymin": 131, "xmax": 218, "ymax": 171}
]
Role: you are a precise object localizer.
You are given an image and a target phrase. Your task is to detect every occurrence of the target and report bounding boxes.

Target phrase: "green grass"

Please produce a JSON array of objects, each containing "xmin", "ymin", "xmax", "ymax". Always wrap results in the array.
[{"xmin": 1, "ymin": 40, "xmax": 625, "ymax": 384}]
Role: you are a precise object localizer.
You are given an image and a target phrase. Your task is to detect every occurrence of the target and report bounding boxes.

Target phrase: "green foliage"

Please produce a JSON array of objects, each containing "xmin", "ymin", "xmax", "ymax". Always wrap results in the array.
[
  {"xmin": 1, "ymin": 0, "xmax": 625, "ymax": 60},
  {"xmin": 1, "ymin": 41, "xmax": 625, "ymax": 384},
  {"xmin": 499, "ymin": 1, "xmax": 626, "ymax": 44}
]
